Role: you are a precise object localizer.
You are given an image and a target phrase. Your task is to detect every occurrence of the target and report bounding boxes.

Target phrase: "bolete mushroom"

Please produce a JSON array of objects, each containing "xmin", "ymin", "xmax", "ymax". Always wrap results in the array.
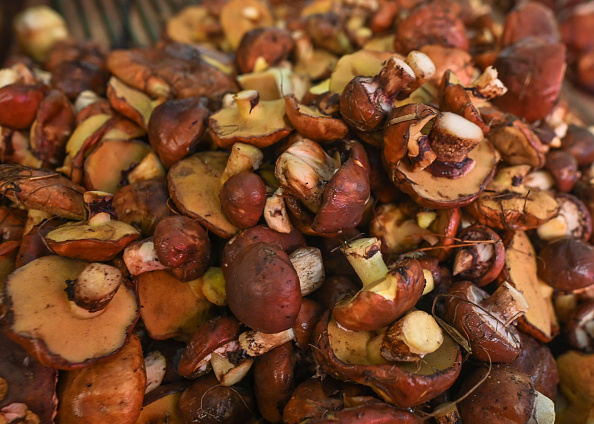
[{"xmin": 4, "ymin": 255, "xmax": 139, "ymax": 369}]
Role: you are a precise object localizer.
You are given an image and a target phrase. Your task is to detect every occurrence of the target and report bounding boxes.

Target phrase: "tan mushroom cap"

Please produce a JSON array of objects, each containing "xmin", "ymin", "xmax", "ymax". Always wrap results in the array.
[
  {"xmin": 5, "ymin": 255, "xmax": 139, "ymax": 369},
  {"xmin": 392, "ymin": 139, "xmax": 497, "ymax": 209},
  {"xmin": 209, "ymin": 90, "xmax": 292, "ymax": 149}
]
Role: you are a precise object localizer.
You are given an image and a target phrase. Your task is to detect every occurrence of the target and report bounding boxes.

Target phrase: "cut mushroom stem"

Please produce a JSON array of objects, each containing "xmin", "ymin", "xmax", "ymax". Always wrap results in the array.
[
  {"xmin": 289, "ymin": 246, "xmax": 325, "ymax": 296},
  {"xmin": 480, "ymin": 282, "xmax": 529, "ymax": 326},
  {"xmin": 65, "ymin": 262, "xmax": 123, "ymax": 313},
  {"xmin": 220, "ymin": 142, "xmax": 264, "ymax": 184},
  {"xmin": 453, "ymin": 242, "xmax": 493, "ymax": 276},
  {"xmin": 234, "ymin": 89, "xmax": 261, "ymax": 118},
  {"xmin": 531, "ymin": 391, "xmax": 556, "ymax": 424},
  {"xmin": 399, "ymin": 50, "xmax": 436, "ymax": 96},
  {"xmin": 239, "ymin": 328, "xmax": 295, "ymax": 357},
  {"xmin": 429, "ymin": 112, "xmax": 484, "ymax": 163},
  {"xmin": 341, "ymin": 237, "xmax": 389, "ymax": 285},
  {"xmin": 380, "ymin": 310, "xmax": 444, "ymax": 362},
  {"xmin": 375, "ymin": 57, "xmax": 416, "ymax": 99}
]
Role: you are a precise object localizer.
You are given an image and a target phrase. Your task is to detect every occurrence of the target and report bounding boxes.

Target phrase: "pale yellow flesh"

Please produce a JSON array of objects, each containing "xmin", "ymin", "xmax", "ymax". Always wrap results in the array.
[
  {"xmin": 46, "ymin": 219, "xmax": 140, "ymax": 242},
  {"xmin": 7, "ymin": 256, "xmax": 138, "ymax": 364}
]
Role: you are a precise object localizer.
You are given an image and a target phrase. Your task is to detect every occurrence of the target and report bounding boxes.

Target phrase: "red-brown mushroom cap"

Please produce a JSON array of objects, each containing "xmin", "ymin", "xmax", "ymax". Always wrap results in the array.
[
  {"xmin": 538, "ymin": 237, "xmax": 594, "ymax": 293},
  {"xmin": 226, "ymin": 242, "xmax": 301, "ymax": 333}
]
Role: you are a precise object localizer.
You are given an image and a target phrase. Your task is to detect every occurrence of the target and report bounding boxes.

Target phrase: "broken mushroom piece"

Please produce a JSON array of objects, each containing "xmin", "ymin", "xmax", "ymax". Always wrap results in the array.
[
  {"xmin": 208, "ymin": 89, "xmax": 292, "ymax": 149},
  {"xmin": 444, "ymin": 281, "xmax": 529, "ymax": 363},
  {"xmin": 284, "ymin": 94, "xmax": 349, "ymax": 143},
  {"xmin": 4, "ymin": 255, "xmax": 139, "ymax": 369},
  {"xmin": 333, "ymin": 237, "xmax": 426, "ymax": 332},
  {"xmin": 452, "ymin": 224, "xmax": 505, "ymax": 287}
]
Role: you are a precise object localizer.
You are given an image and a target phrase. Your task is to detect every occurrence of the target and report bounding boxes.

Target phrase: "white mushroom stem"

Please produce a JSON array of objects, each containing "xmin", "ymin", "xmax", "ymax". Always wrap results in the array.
[
  {"xmin": 234, "ymin": 89, "xmax": 261, "ymax": 118},
  {"xmin": 480, "ymin": 282, "xmax": 529, "ymax": 326},
  {"xmin": 341, "ymin": 237, "xmax": 389, "ymax": 286},
  {"xmin": 375, "ymin": 57, "xmax": 416, "ymax": 99},
  {"xmin": 289, "ymin": 246, "xmax": 325, "ymax": 296},
  {"xmin": 264, "ymin": 188, "xmax": 293, "ymax": 234},
  {"xmin": 144, "ymin": 351, "xmax": 166, "ymax": 394},
  {"xmin": 453, "ymin": 242, "xmax": 494, "ymax": 276},
  {"xmin": 239, "ymin": 328, "xmax": 295, "ymax": 357},
  {"xmin": 220, "ymin": 142, "xmax": 264, "ymax": 184}
]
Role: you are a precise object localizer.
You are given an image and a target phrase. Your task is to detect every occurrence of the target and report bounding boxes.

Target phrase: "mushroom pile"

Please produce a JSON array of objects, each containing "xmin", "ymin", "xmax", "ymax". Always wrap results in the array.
[{"xmin": 1, "ymin": 0, "xmax": 594, "ymax": 422}]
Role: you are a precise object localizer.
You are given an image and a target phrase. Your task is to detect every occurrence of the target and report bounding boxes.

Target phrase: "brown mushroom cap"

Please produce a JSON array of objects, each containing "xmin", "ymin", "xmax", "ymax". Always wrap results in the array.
[
  {"xmin": 0, "ymin": 83, "xmax": 46, "ymax": 130},
  {"xmin": 313, "ymin": 309, "xmax": 462, "ymax": 408},
  {"xmin": 444, "ymin": 281, "xmax": 523, "ymax": 363},
  {"xmin": 226, "ymin": 242, "xmax": 301, "ymax": 333},
  {"xmin": 178, "ymin": 315, "xmax": 242, "ymax": 379},
  {"xmin": 56, "ymin": 334, "xmax": 146, "ymax": 424},
  {"xmin": 332, "ymin": 258, "xmax": 425, "ymax": 332},
  {"xmin": 457, "ymin": 366, "xmax": 546, "ymax": 424},
  {"xmin": 284, "ymin": 94, "xmax": 349, "ymax": 142},
  {"xmin": 538, "ymin": 237, "xmax": 594, "ymax": 293},
  {"xmin": 153, "ymin": 215, "xmax": 211, "ymax": 281},
  {"xmin": 5, "ymin": 256, "xmax": 139, "ymax": 370}
]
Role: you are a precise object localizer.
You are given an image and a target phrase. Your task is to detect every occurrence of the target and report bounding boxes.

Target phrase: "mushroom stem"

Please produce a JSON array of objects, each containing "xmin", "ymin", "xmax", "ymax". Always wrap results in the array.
[
  {"xmin": 380, "ymin": 310, "xmax": 444, "ymax": 361},
  {"xmin": 65, "ymin": 262, "xmax": 123, "ymax": 314},
  {"xmin": 429, "ymin": 112, "xmax": 484, "ymax": 163},
  {"xmin": 239, "ymin": 328, "xmax": 295, "ymax": 356},
  {"xmin": 220, "ymin": 142, "xmax": 264, "ymax": 184},
  {"xmin": 234, "ymin": 89, "xmax": 261, "ymax": 118},
  {"xmin": 341, "ymin": 237, "xmax": 389, "ymax": 286},
  {"xmin": 375, "ymin": 57, "xmax": 415, "ymax": 99},
  {"xmin": 289, "ymin": 246, "xmax": 325, "ymax": 296},
  {"xmin": 531, "ymin": 391, "xmax": 555, "ymax": 424},
  {"xmin": 480, "ymin": 282, "xmax": 529, "ymax": 326}
]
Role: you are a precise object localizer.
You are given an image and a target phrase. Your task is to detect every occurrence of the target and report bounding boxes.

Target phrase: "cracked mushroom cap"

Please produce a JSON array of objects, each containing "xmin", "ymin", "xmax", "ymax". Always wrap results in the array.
[{"xmin": 4, "ymin": 255, "xmax": 139, "ymax": 370}]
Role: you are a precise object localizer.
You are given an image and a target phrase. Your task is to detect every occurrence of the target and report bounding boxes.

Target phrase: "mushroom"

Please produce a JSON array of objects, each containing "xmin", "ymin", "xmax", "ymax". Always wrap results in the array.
[
  {"xmin": 152, "ymin": 215, "xmax": 210, "ymax": 282},
  {"xmin": 208, "ymin": 90, "xmax": 292, "ymax": 149},
  {"xmin": 452, "ymin": 224, "xmax": 505, "ymax": 286},
  {"xmin": 225, "ymin": 242, "xmax": 301, "ymax": 334},
  {"xmin": 147, "ymin": 96, "xmax": 210, "ymax": 168},
  {"xmin": 444, "ymin": 281, "xmax": 529, "ymax": 363},
  {"xmin": 486, "ymin": 118, "xmax": 547, "ymax": 168},
  {"xmin": 136, "ymin": 269, "xmax": 214, "ymax": 341},
  {"xmin": 253, "ymin": 342, "xmax": 295, "ymax": 423},
  {"xmin": 168, "ymin": 143, "xmax": 263, "ymax": 239},
  {"xmin": 332, "ymin": 237, "xmax": 426, "ymax": 332},
  {"xmin": 219, "ymin": 170, "xmax": 267, "ymax": 229},
  {"xmin": 538, "ymin": 237, "xmax": 594, "ymax": 293},
  {"xmin": 457, "ymin": 365, "xmax": 555, "ymax": 424},
  {"xmin": 284, "ymin": 94, "xmax": 349, "ymax": 143},
  {"xmin": 312, "ymin": 309, "xmax": 462, "ymax": 408},
  {"xmin": 44, "ymin": 211, "xmax": 141, "ymax": 262},
  {"xmin": 178, "ymin": 315, "xmax": 243, "ymax": 379},
  {"xmin": 235, "ymin": 27, "xmax": 294, "ymax": 74},
  {"xmin": 4, "ymin": 255, "xmax": 139, "ymax": 369},
  {"xmin": 536, "ymin": 193, "xmax": 592, "ymax": 242},
  {"xmin": 56, "ymin": 334, "xmax": 146, "ymax": 424}
]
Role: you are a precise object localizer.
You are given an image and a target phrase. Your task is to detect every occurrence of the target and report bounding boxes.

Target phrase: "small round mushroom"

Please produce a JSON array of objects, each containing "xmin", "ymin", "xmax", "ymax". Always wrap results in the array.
[
  {"xmin": 226, "ymin": 242, "xmax": 301, "ymax": 334},
  {"xmin": 153, "ymin": 215, "xmax": 210, "ymax": 282},
  {"xmin": 220, "ymin": 171, "xmax": 267, "ymax": 229}
]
